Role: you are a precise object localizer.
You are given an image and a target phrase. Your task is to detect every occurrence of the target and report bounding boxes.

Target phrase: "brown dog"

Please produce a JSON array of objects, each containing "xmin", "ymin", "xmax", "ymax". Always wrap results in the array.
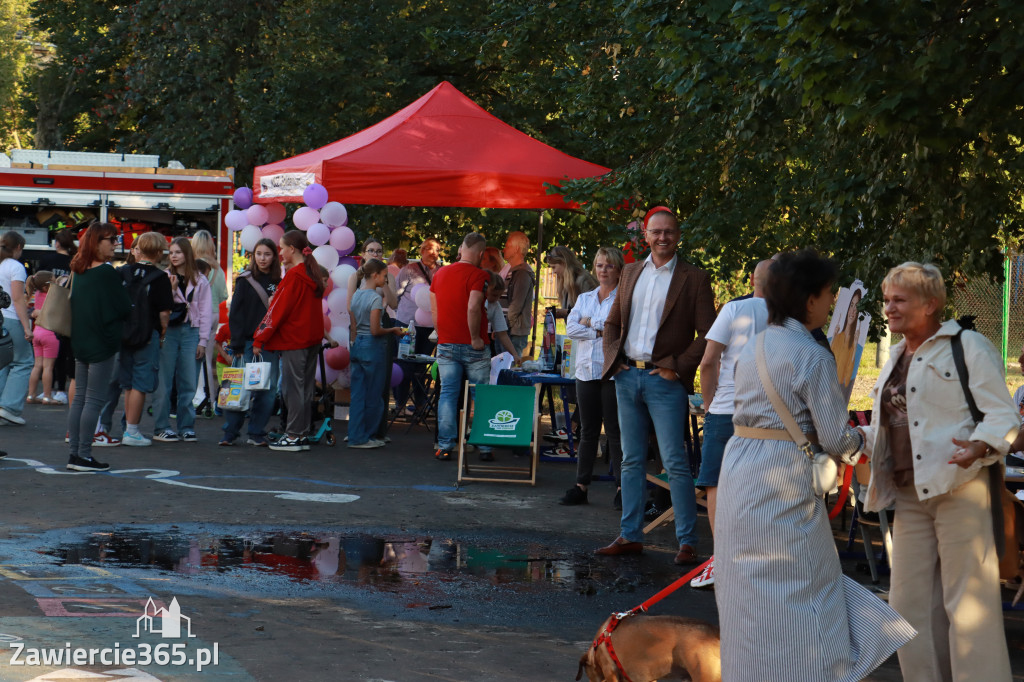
[{"xmin": 577, "ymin": 614, "xmax": 721, "ymax": 682}]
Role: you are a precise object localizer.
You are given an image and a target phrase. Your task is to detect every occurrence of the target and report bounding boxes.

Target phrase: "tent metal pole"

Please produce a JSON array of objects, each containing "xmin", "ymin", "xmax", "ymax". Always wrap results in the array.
[{"xmin": 529, "ymin": 211, "xmax": 544, "ymax": 359}]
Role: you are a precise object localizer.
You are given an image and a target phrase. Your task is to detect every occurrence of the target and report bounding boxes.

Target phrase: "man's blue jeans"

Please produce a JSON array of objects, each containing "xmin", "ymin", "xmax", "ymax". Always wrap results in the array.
[
  {"xmin": 222, "ymin": 342, "xmax": 280, "ymax": 442},
  {"xmin": 614, "ymin": 367, "xmax": 698, "ymax": 547},
  {"xmin": 436, "ymin": 343, "xmax": 491, "ymax": 452}
]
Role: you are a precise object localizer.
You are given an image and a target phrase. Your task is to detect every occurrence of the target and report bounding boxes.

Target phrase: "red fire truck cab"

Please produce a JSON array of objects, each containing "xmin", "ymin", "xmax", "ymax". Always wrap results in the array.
[{"xmin": 0, "ymin": 150, "xmax": 235, "ymax": 280}]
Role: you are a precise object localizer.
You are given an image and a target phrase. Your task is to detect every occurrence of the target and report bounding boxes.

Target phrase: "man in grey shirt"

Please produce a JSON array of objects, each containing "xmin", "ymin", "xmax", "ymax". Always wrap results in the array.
[{"xmin": 502, "ymin": 231, "xmax": 534, "ymax": 358}]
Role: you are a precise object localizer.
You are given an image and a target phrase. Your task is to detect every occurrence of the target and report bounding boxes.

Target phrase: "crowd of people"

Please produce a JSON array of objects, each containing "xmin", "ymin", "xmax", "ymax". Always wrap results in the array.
[{"xmin": 0, "ymin": 208, "xmax": 1020, "ymax": 680}]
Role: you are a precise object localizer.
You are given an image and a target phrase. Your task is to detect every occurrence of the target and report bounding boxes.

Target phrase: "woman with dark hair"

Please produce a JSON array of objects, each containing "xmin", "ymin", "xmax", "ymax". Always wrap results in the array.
[
  {"xmin": 65, "ymin": 222, "xmax": 131, "ymax": 471},
  {"xmin": 220, "ymin": 238, "xmax": 282, "ymax": 447},
  {"xmin": 253, "ymin": 230, "xmax": 326, "ymax": 452},
  {"xmin": 0, "ymin": 231, "xmax": 32, "ymax": 425},
  {"xmin": 152, "ymin": 237, "xmax": 211, "ymax": 443},
  {"xmin": 545, "ymin": 245, "xmax": 597, "ymax": 319},
  {"xmin": 714, "ymin": 249, "xmax": 914, "ymax": 680}
]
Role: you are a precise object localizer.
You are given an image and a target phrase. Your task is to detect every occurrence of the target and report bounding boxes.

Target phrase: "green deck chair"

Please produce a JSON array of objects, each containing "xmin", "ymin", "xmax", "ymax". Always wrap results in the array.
[{"xmin": 457, "ymin": 381, "xmax": 541, "ymax": 486}]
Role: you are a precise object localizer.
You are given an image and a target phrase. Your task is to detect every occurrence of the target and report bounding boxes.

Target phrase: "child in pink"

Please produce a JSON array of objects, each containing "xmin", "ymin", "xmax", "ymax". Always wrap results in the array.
[{"xmin": 27, "ymin": 271, "xmax": 59, "ymax": 404}]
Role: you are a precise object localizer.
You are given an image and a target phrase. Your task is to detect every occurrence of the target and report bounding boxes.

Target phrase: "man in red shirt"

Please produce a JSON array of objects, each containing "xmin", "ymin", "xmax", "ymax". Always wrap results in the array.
[{"xmin": 429, "ymin": 232, "xmax": 490, "ymax": 461}]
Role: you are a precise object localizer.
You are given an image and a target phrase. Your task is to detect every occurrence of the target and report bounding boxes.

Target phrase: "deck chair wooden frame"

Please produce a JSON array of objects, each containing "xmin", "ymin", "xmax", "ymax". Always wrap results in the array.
[
  {"xmin": 456, "ymin": 381, "xmax": 541, "ymax": 486},
  {"xmin": 643, "ymin": 472, "xmax": 708, "ymax": 534}
]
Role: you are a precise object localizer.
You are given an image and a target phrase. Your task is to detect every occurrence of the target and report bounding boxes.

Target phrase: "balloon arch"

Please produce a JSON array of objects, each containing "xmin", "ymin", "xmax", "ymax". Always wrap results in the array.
[{"xmin": 225, "ymin": 183, "xmax": 422, "ymax": 391}]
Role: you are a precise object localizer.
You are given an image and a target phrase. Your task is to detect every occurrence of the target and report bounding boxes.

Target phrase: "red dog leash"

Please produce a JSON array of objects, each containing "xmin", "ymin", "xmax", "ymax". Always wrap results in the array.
[
  {"xmin": 587, "ymin": 558, "xmax": 712, "ymax": 682},
  {"xmin": 827, "ymin": 411, "xmax": 870, "ymax": 520}
]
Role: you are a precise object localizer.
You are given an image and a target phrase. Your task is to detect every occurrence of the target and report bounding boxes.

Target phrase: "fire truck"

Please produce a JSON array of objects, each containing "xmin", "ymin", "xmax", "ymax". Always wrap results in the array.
[{"xmin": 0, "ymin": 150, "xmax": 235, "ymax": 279}]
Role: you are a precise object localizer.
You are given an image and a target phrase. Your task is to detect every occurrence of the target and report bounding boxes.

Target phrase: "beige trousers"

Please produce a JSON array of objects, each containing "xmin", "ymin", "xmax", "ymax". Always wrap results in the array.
[{"xmin": 890, "ymin": 473, "xmax": 1011, "ymax": 682}]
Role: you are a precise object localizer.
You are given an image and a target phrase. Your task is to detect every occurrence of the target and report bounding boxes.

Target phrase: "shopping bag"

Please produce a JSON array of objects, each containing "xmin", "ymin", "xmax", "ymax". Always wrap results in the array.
[
  {"xmin": 244, "ymin": 354, "xmax": 273, "ymax": 391},
  {"xmin": 217, "ymin": 362, "xmax": 251, "ymax": 412},
  {"xmin": 38, "ymin": 274, "xmax": 72, "ymax": 337}
]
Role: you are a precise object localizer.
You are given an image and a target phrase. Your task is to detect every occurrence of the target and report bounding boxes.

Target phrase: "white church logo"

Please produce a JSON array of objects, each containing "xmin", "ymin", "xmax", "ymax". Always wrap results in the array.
[{"xmin": 133, "ymin": 597, "xmax": 196, "ymax": 639}]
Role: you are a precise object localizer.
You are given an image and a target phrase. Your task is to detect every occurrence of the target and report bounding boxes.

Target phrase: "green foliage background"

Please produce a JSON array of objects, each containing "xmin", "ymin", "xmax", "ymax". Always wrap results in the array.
[{"xmin": 5, "ymin": 0, "xmax": 1023, "ymax": 313}]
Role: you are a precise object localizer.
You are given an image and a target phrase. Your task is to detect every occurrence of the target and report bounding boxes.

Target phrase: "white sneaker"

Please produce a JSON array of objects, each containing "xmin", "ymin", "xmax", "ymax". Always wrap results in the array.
[
  {"xmin": 121, "ymin": 432, "xmax": 152, "ymax": 447},
  {"xmin": 52, "ymin": 391, "xmax": 68, "ymax": 404},
  {"xmin": 0, "ymin": 408, "xmax": 26, "ymax": 425},
  {"xmin": 690, "ymin": 557, "xmax": 715, "ymax": 588},
  {"xmin": 92, "ymin": 431, "xmax": 121, "ymax": 447}
]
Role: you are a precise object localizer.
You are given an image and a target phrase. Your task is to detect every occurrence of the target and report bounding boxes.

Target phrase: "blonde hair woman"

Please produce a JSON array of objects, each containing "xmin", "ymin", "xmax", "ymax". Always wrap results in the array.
[
  {"xmin": 191, "ymin": 230, "xmax": 227, "ymax": 407},
  {"xmin": 545, "ymin": 245, "xmax": 597, "ymax": 319},
  {"xmin": 862, "ymin": 262, "xmax": 1018, "ymax": 681}
]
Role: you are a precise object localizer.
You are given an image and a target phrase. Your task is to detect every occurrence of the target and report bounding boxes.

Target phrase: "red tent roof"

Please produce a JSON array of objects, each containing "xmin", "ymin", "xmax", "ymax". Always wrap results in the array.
[{"xmin": 253, "ymin": 82, "xmax": 610, "ymax": 209}]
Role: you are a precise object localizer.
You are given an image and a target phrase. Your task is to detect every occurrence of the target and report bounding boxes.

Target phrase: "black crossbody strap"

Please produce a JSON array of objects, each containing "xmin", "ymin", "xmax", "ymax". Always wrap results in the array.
[{"xmin": 950, "ymin": 328, "xmax": 1004, "ymax": 559}]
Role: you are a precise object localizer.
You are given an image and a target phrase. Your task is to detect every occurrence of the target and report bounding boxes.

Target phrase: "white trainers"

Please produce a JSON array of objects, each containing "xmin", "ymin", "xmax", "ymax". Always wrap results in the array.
[
  {"xmin": 0, "ymin": 408, "xmax": 26, "ymax": 425},
  {"xmin": 121, "ymin": 432, "xmax": 152, "ymax": 447},
  {"xmin": 690, "ymin": 557, "xmax": 715, "ymax": 588},
  {"xmin": 52, "ymin": 391, "xmax": 68, "ymax": 404}
]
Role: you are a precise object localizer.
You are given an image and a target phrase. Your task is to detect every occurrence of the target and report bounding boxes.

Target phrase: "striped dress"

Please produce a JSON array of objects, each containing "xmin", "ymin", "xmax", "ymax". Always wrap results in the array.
[{"xmin": 715, "ymin": 319, "xmax": 915, "ymax": 681}]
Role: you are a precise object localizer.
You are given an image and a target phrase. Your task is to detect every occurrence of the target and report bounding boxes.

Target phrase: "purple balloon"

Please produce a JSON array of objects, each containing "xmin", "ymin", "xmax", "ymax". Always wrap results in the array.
[
  {"xmin": 414, "ymin": 307, "xmax": 433, "ymax": 327},
  {"xmin": 303, "ymin": 183, "xmax": 329, "ymax": 210},
  {"xmin": 390, "ymin": 363, "xmax": 404, "ymax": 388},
  {"xmin": 225, "ymin": 209, "xmax": 248, "ymax": 232},
  {"xmin": 338, "ymin": 256, "xmax": 358, "ymax": 268},
  {"xmin": 307, "ymin": 222, "xmax": 331, "ymax": 247},
  {"xmin": 233, "ymin": 187, "xmax": 253, "ymax": 209}
]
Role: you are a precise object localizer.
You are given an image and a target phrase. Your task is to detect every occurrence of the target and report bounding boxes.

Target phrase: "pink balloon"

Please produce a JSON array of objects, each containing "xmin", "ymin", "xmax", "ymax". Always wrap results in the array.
[
  {"xmin": 307, "ymin": 222, "xmax": 330, "ymax": 247},
  {"xmin": 303, "ymin": 183, "xmax": 329, "ymax": 210},
  {"xmin": 246, "ymin": 204, "xmax": 269, "ymax": 226},
  {"xmin": 325, "ymin": 346, "xmax": 350, "ymax": 370},
  {"xmin": 265, "ymin": 203, "xmax": 286, "ymax": 225},
  {"xmin": 225, "ymin": 210, "xmax": 248, "ymax": 232},
  {"xmin": 323, "ymin": 313, "xmax": 332, "ymax": 336},
  {"xmin": 261, "ymin": 224, "xmax": 284, "ymax": 243},
  {"xmin": 328, "ymin": 226, "xmax": 355, "ymax": 254},
  {"xmin": 293, "ymin": 206, "xmax": 320, "ymax": 231},
  {"xmin": 414, "ymin": 307, "xmax": 433, "ymax": 326}
]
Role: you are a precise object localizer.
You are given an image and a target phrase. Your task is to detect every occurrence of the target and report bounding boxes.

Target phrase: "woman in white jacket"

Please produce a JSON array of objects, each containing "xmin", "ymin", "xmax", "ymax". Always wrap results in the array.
[
  {"xmin": 862, "ymin": 262, "xmax": 1018, "ymax": 682},
  {"xmin": 151, "ymin": 237, "xmax": 211, "ymax": 443}
]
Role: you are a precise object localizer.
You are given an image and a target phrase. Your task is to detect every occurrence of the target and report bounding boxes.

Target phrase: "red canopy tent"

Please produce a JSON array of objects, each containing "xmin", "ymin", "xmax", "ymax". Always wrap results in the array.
[{"xmin": 252, "ymin": 81, "xmax": 610, "ymax": 208}]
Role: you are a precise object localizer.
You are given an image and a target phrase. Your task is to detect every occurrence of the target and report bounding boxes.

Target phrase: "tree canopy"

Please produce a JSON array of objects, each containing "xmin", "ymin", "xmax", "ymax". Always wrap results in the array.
[{"xmin": 9, "ymin": 0, "xmax": 1024, "ymax": 306}]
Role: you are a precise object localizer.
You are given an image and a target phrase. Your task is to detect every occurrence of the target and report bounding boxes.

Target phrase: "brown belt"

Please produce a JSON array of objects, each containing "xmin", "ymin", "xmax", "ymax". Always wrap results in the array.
[{"xmin": 734, "ymin": 425, "xmax": 819, "ymax": 444}]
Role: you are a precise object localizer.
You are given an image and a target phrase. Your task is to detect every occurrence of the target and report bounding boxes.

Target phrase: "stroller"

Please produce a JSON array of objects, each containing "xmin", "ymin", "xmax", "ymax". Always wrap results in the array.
[{"xmin": 273, "ymin": 343, "xmax": 336, "ymax": 446}]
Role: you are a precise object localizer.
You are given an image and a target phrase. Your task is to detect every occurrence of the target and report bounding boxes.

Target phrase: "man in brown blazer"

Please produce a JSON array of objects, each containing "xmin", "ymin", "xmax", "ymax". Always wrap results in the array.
[{"xmin": 594, "ymin": 207, "xmax": 717, "ymax": 565}]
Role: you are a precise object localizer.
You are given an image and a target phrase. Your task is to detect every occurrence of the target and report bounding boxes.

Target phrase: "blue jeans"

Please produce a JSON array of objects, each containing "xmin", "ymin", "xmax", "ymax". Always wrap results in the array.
[
  {"xmin": 615, "ymin": 367, "xmax": 698, "ymax": 547},
  {"xmin": 222, "ymin": 343, "xmax": 280, "ymax": 442},
  {"xmin": 694, "ymin": 412, "xmax": 733, "ymax": 488},
  {"xmin": 152, "ymin": 324, "xmax": 199, "ymax": 433},
  {"xmin": 0, "ymin": 317, "xmax": 33, "ymax": 416},
  {"xmin": 348, "ymin": 335, "xmax": 388, "ymax": 445},
  {"xmin": 436, "ymin": 343, "xmax": 491, "ymax": 452}
]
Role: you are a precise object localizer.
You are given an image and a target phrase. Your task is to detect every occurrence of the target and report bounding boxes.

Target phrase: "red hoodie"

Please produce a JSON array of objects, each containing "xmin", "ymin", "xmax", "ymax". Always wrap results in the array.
[{"xmin": 253, "ymin": 264, "xmax": 323, "ymax": 351}]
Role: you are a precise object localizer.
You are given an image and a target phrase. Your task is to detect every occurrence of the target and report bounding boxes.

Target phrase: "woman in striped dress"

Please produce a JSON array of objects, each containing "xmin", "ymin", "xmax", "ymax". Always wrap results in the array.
[{"xmin": 715, "ymin": 250, "xmax": 915, "ymax": 681}]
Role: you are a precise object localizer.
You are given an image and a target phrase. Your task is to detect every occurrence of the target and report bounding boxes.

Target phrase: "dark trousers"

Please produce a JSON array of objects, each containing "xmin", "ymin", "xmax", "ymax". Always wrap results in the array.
[
  {"xmin": 575, "ymin": 378, "xmax": 622, "ymax": 486},
  {"xmin": 280, "ymin": 345, "xmax": 318, "ymax": 438}
]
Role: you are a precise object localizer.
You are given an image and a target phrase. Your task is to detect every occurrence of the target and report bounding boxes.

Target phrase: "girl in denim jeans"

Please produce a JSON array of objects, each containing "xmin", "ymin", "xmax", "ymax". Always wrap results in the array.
[{"xmin": 347, "ymin": 259, "xmax": 405, "ymax": 448}]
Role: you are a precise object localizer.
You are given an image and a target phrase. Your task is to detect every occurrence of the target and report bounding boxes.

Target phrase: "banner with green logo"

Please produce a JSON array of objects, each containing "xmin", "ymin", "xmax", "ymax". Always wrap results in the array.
[{"xmin": 468, "ymin": 385, "xmax": 535, "ymax": 448}]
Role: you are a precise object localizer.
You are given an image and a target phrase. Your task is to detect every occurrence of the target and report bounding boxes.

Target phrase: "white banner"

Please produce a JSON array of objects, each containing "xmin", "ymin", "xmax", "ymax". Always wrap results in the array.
[{"xmin": 258, "ymin": 172, "xmax": 316, "ymax": 198}]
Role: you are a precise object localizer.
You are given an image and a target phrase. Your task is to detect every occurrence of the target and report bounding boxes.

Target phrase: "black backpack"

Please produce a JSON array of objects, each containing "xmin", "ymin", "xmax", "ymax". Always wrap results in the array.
[{"xmin": 120, "ymin": 266, "xmax": 165, "ymax": 350}]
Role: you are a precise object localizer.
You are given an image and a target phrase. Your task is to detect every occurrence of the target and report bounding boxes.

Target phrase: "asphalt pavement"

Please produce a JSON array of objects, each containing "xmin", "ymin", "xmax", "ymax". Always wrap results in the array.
[{"xmin": 0, "ymin": 401, "xmax": 1021, "ymax": 680}]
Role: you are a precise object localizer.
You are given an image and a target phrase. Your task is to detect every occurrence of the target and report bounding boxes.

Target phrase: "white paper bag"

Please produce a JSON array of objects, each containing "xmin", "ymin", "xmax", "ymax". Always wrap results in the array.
[
  {"xmin": 489, "ymin": 352, "xmax": 514, "ymax": 386},
  {"xmin": 244, "ymin": 356, "xmax": 273, "ymax": 391}
]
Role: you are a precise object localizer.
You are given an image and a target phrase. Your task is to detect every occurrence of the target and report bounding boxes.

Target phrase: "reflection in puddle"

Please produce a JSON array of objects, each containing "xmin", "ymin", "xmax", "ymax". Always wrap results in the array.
[{"xmin": 45, "ymin": 529, "xmax": 618, "ymax": 595}]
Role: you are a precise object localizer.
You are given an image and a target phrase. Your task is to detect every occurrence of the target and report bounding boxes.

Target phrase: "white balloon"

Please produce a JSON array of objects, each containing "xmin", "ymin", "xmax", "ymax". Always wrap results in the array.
[
  {"xmin": 320, "ymin": 201, "xmax": 348, "ymax": 227},
  {"xmin": 329, "ymin": 309, "xmax": 350, "ymax": 327},
  {"xmin": 414, "ymin": 286, "xmax": 431, "ymax": 310},
  {"xmin": 329, "ymin": 325, "xmax": 349, "ymax": 345},
  {"xmin": 312, "ymin": 245, "xmax": 339, "ymax": 271},
  {"xmin": 326, "ymin": 288, "xmax": 348, "ymax": 314},
  {"xmin": 330, "ymin": 263, "xmax": 356, "ymax": 289},
  {"xmin": 240, "ymin": 225, "xmax": 263, "ymax": 252}
]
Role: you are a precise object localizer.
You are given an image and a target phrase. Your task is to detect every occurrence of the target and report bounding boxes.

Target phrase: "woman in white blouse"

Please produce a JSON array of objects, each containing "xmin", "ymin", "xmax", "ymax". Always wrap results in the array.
[{"xmin": 560, "ymin": 247, "xmax": 624, "ymax": 507}]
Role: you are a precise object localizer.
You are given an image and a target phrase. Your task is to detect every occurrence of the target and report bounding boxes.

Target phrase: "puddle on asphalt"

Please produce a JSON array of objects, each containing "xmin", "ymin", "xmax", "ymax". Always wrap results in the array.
[{"xmin": 43, "ymin": 528, "xmax": 660, "ymax": 597}]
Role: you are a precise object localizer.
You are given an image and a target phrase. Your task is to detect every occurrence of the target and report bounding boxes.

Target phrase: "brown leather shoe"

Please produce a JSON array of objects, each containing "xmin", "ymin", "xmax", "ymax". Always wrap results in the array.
[
  {"xmin": 674, "ymin": 544, "xmax": 699, "ymax": 565},
  {"xmin": 595, "ymin": 537, "xmax": 643, "ymax": 556}
]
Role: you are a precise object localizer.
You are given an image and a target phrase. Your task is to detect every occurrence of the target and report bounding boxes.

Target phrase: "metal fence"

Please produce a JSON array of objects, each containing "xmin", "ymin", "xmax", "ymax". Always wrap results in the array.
[{"xmin": 952, "ymin": 253, "xmax": 1023, "ymax": 369}]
